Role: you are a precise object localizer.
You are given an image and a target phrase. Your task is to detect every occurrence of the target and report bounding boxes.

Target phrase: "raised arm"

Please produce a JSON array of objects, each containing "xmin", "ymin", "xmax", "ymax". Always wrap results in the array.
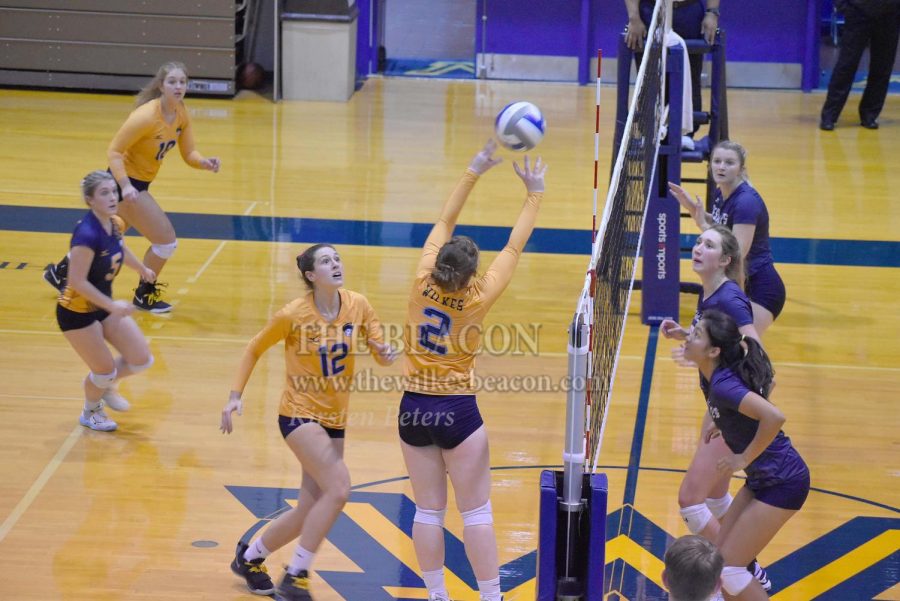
[
  {"xmin": 479, "ymin": 155, "xmax": 547, "ymax": 306},
  {"xmin": 416, "ymin": 140, "xmax": 502, "ymax": 274},
  {"xmin": 668, "ymin": 182, "xmax": 712, "ymax": 230}
]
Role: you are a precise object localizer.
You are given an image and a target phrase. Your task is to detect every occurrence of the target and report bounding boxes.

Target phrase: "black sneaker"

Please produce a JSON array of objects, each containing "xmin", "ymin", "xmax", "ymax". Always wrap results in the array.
[
  {"xmin": 276, "ymin": 569, "xmax": 314, "ymax": 600},
  {"xmin": 230, "ymin": 541, "xmax": 275, "ymax": 595},
  {"xmin": 749, "ymin": 560, "xmax": 772, "ymax": 591},
  {"xmin": 133, "ymin": 281, "xmax": 172, "ymax": 313},
  {"xmin": 43, "ymin": 260, "xmax": 67, "ymax": 293}
]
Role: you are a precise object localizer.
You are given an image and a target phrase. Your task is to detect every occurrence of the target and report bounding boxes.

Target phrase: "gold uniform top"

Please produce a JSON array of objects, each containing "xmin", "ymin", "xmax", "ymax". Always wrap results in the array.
[
  {"xmin": 107, "ymin": 98, "xmax": 206, "ymax": 184},
  {"xmin": 234, "ymin": 289, "xmax": 388, "ymax": 429},
  {"xmin": 403, "ymin": 169, "xmax": 543, "ymax": 395}
]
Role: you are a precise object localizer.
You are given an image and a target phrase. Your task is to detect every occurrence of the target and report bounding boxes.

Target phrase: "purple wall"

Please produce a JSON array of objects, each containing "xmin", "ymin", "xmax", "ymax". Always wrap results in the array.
[
  {"xmin": 491, "ymin": 0, "xmax": 812, "ymax": 74},
  {"xmin": 589, "ymin": 1, "xmax": 810, "ymax": 64},
  {"xmin": 476, "ymin": 0, "xmax": 583, "ymax": 56},
  {"xmin": 358, "ymin": 0, "xmax": 819, "ymax": 88}
]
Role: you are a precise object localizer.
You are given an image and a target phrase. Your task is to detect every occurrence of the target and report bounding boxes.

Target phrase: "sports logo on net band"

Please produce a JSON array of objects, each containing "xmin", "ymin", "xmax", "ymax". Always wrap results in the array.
[{"xmin": 656, "ymin": 212, "xmax": 667, "ymax": 280}]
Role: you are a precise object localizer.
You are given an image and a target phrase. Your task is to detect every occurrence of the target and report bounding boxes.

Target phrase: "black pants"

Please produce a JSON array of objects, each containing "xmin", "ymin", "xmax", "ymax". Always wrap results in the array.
[
  {"xmin": 638, "ymin": 0, "xmax": 706, "ymax": 134},
  {"xmin": 821, "ymin": 2, "xmax": 900, "ymax": 123}
]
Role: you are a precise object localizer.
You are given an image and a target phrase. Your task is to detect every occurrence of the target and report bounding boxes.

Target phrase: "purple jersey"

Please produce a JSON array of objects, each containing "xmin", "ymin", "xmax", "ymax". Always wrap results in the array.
[
  {"xmin": 692, "ymin": 280, "xmax": 754, "ymax": 329},
  {"xmin": 58, "ymin": 212, "xmax": 124, "ymax": 312},
  {"xmin": 711, "ymin": 181, "xmax": 774, "ymax": 277},
  {"xmin": 705, "ymin": 366, "xmax": 808, "ymax": 489},
  {"xmin": 694, "ymin": 280, "xmax": 753, "ymax": 390}
]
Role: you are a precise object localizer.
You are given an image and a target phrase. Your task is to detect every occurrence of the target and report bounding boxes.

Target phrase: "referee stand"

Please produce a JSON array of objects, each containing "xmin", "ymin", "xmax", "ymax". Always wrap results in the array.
[{"xmin": 612, "ymin": 29, "xmax": 729, "ymax": 323}]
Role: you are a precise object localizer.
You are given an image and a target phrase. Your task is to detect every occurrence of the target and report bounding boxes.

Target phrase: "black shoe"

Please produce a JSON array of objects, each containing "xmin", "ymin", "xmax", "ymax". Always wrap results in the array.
[
  {"xmin": 860, "ymin": 119, "xmax": 879, "ymax": 130},
  {"xmin": 230, "ymin": 541, "xmax": 275, "ymax": 595},
  {"xmin": 43, "ymin": 258, "xmax": 68, "ymax": 292},
  {"xmin": 749, "ymin": 559, "xmax": 772, "ymax": 591},
  {"xmin": 133, "ymin": 281, "xmax": 172, "ymax": 313},
  {"xmin": 276, "ymin": 569, "xmax": 314, "ymax": 600},
  {"xmin": 819, "ymin": 120, "xmax": 835, "ymax": 131}
]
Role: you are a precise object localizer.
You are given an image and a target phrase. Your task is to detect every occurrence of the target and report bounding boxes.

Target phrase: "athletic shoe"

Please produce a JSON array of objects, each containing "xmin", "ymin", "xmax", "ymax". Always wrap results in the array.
[
  {"xmin": 276, "ymin": 569, "xmax": 313, "ymax": 600},
  {"xmin": 429, "ymin": 593, "xmax": 451, "ymax": 601},
  {"xmin": 230, "ymin": 541, "xmax": 275, "ymax": 595},
  {"xmin": 101, "ymin": 387, "xmax": 130, "ymax": 412},
  {"xmin": 43, "ymin": 262, "xmax": 66, "ymax": 293},
  {"xmin": 133, "ymin": 281, "xmax": 172, "ymax": 313},
  {"xmin": 751, "ymin": 560, "xmax": 772, "ymax": 591},
  {"xmin": 79, "ymin": 404, "xmax": 117, "ymax": 432}
]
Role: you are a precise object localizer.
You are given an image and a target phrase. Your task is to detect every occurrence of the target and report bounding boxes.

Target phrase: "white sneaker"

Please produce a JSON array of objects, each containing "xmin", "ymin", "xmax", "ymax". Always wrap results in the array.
[
  {"xmin": 429, "ymin": 594, "xmax": 450, "ymax": 601},
  {"xmin": 101, "ymin": 387, "xmax": 130, "ymax": 412},
  {"xmin": 79, "ymin": 405, "xmax": 118, "ymax": 432}
]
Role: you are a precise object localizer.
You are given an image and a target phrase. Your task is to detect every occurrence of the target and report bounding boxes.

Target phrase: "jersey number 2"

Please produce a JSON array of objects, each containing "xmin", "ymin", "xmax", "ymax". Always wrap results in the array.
[
  {"xmin": 419, "ymin": 307, "xmax": 451, "ymax": 355},
  {"xmin": 318, "ymin": 343, "xmax": 348, "ymax": 377}
]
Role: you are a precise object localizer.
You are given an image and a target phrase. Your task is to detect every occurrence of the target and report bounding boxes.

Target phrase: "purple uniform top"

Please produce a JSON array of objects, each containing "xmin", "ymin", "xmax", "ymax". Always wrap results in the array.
[
  {"xmin": 692, "ymin": 280, "xmax": 754, "ymax": 329},
  {"xmin": 704, "ymin": 366, "xmax": 808, "ymax": 489},
  {"xmin": 58, "ymin": 212, "xmax": 124, "ymax": 313},
  {"xmin": 711, "ymin": 181, "xmax": 774, "ymax": 277}
]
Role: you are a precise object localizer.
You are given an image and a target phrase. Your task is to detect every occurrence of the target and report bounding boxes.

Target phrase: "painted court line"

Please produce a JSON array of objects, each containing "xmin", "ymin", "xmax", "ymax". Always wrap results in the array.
[
  {"xmin": 0, "ymin": 333, "xmax": 159, "ymax": 542},
  {"xmin": 186, "ymin": 201, "xmax": 256, "ymax": 284},
  {"xmin": 0, "ymin": 424, "xmax": 82, "ymax": 544}
]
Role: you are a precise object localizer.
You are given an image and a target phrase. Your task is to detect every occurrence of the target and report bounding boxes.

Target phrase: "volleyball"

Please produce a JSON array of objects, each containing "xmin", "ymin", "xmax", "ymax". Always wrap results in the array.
[{"xmin": 494, "ymin": 101, "xmax": 545, "ymax": 151}]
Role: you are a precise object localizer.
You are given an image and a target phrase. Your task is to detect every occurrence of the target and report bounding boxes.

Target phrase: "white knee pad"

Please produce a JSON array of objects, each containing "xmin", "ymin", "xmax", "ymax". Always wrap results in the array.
[
  {"xmin": 461, "ymin": 501, "xmax": 493, "ymax": 527},
  {"xmin": 721, "ymin": 565, "xmax": 753, "ymax": 596},
  {"xmin": 705, "ymin": 493, "xmax": 733, "ymax": 519},
  {"xmin": 127, "ymin": 354, "xmax": 154, "ymax": 374},
  {"xmin": 151, "ymin": 240, "xmax": 177, "ymax": 259},
  {"xmin": 679, "ymin": 503, "xmax": 713, "ymax": 534},
  {"xmin": 88, "ymin": 369, "xmax": 117, "ymax": 389},
  {"xmin": 413, "ymin": 506, "xmax": 446, "ymax": 527}
]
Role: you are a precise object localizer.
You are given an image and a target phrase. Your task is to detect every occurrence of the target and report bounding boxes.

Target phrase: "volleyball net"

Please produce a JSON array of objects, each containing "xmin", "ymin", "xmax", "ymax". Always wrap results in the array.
[{"xmin": 567, "ymin": 0, "xmax": 670, "ymax": 486}]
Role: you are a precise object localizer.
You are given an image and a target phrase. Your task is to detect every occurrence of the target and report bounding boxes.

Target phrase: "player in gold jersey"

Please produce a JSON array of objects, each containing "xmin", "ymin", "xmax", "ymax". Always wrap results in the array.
[
  {"xmin": 44, "ymin": 62, "xmax": 220, "ymax": 314},
  {"xmin": 221, "ymin": 244, "xmax": 397, "ymax": 600},
  {"xmin": 399, "ymin": 140, "xmax": 547, "ymax": 601}
]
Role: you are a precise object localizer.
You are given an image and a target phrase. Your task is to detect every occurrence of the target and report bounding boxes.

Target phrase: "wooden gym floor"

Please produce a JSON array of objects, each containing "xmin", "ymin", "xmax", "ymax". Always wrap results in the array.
[{"xmin": 0, "ymin": 77, "xmax": 897, "ymax": 600}]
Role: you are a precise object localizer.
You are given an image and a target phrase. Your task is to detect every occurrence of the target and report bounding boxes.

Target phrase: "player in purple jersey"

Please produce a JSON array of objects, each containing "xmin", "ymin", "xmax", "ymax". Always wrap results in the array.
[
  {"xmin": 682, "ymin": 309, "xmax": 809, "ymax": 600},
  {"xmin": 660, "ymin": 225, "xmax": 771, "ymax": 590},
  {"xmin": 57, "ymin": 171, "xmax": 156, "ymax": 432},
  {"xmin": 669, "ymin": 141, "xmax": 786, "ymax": 334}
]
